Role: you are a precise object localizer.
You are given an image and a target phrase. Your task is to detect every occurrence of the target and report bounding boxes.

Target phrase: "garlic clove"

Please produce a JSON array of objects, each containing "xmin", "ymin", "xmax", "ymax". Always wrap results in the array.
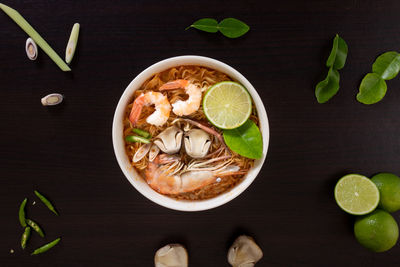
[
  {"xmin": 41, "ymin": 93, "xmax": 64, "ymax": 106},
  {"xmin": 25, "ymin": 38, "xmax": 38, "ymax": 60},
  {"xmin": 154, "ymin": 244, "xmax": 188, "ymax": 267},
  {"xmin": 227, "ymin": 236, "xmax": 263, "ymax": 267}
]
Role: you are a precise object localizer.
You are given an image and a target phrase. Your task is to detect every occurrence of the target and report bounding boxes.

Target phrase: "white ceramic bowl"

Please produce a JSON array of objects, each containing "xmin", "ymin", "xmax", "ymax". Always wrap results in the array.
[{"xmin": 112, "ymin": 55, "xmax": 269, "ymax": 211}]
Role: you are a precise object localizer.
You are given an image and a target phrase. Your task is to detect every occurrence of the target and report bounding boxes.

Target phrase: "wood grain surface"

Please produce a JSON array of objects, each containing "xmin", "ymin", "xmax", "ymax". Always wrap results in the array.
[{"xmin": 1, "ymin": 0, "xmax": 400, "ymax": 266}]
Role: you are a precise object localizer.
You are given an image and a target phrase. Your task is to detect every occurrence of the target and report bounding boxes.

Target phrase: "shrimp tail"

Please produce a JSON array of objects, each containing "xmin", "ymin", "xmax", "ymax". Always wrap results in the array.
[
  {"xmin": 159, "ymin": 79, "xmax": 189, "ymax": 90},
  {"xmin": 129, "ymin": 94, "xmax": 145, "ymax": 125}
]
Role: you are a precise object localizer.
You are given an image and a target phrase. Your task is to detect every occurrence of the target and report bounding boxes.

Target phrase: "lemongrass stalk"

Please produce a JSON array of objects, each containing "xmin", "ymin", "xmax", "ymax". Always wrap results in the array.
[
  {"xmin": 65, "ymin": 23, "xmax": 80, "ymax": 64},
  {"xmin": 0, "ymin": 3, "xmax": 71, "ymax": 71}
]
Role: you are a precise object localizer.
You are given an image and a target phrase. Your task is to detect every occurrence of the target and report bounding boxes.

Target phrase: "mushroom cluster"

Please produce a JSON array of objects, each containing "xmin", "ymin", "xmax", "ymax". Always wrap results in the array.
[{"xmin": 133, "ymin": 124, "xmax": 212, "ymax": 163}]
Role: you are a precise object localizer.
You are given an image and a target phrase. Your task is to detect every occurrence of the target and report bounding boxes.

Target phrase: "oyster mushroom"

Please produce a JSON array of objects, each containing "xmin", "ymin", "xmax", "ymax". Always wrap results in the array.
[
  {"xmin": 25, "ymin": 38, "xmax": 38, "ymax": 60},
  {"xmin": 227, "ymin": 236, "xmax": 263, "ymax": 267},
  {"xmin": 184, "ymin": 129, "xmax": 211, "ymax": 158},
  {"xmin": 153, "ymin": 126, "xmax": 183, "ymax": 154},
  {"xmin": 154, "ymin": 244, "xmax": 188, "ymax": 267}
]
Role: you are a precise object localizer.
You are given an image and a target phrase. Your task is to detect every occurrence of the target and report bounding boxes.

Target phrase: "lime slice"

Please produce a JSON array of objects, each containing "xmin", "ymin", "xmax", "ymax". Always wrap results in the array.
[
  {"xmin": 203, "ymin": 81, "xmax": 252, "ymax": 129},
  {"xmin": 334, "ymin": 174, "xmax": 380, "ymax": 215}
]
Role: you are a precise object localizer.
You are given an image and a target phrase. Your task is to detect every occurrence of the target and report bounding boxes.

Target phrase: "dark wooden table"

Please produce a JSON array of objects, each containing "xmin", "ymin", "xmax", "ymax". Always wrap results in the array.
[{"xmin": 1, "ymin": 0, "xmax": 400, "ymax": 266}]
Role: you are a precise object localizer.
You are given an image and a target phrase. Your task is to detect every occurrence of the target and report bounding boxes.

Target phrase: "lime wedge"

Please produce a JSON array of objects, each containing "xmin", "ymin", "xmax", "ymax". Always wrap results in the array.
[
  {"xmin": 203, "ymin": 81, "xmax": 252, "ymax": 129},
  {"xmin": 334, "ymin": 174, "xmax": 380, "ymax": 215}
]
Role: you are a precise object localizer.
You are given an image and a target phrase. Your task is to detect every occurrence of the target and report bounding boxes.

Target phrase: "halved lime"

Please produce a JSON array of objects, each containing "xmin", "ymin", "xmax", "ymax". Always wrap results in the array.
[
  {"xmin": 203, "ymin": 81, "xmax": 252, "ymax": 129},
  {"xmin": 334, "ymin": 174, "xmax": 380, "ymax": 215}
]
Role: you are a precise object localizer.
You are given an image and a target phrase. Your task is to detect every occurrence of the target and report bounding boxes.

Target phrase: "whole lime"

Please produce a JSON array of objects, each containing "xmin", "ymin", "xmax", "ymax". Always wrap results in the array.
[
  {"xmin": 371, "ymin": 173, "xmax": 400, "ymax": 212},
  {"xmin": 354, "ymin": 209, "xmax": 399, "ymax": 252}
]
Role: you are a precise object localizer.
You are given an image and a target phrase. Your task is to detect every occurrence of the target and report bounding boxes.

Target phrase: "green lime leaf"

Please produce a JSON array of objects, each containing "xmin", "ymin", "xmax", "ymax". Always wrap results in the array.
[
  {"xmin": 186, "ymin": 18, "xmax": 218, "ymax": 33},
  {"xmin": 372, "ymin": 51, "xmax": 400, "ymax": 80},
  {"xmin": 357, "ymin": 73, "xmax": 387, "ymax": 104},
  {"xmin": 186, "ymin": 18, "xmax": 249, "ymax": 38},
  {"xmin": 218, "ymin": 18, "xmax": 249, "ymax": 38},
  {"xmin": 326, "ymin": 34, "xmax": 348, "ymax": 70},
  {"xmin": 223, "ymin": 120, "xmax": 263, "ymax": 159},
  {"xmin": 315, "ymin": 67, "xmax": 340, "ymax": 103}
]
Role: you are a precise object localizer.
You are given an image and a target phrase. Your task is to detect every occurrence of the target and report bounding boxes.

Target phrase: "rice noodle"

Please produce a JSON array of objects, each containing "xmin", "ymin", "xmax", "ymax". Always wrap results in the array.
[{"xmin": 123, "ymin": 65, "xmax": 259, "ymax": 200}]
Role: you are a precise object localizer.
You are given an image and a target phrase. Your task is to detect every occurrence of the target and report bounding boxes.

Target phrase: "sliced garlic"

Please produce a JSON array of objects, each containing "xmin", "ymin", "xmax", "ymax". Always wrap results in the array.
[
  {"xmin": 65, "ymin": 23, "xmax": 80, "ymax": 64},
  {"xmin": 154, "ymin": 244, "xmax": 188, "ymax": 267},
  {"xmin": 41, "ymin": 93, "xmax": 64, "ymax": 106},
  {"xmin": 25, "ymin": 38, "xmax": 38, "ymax": 60}
]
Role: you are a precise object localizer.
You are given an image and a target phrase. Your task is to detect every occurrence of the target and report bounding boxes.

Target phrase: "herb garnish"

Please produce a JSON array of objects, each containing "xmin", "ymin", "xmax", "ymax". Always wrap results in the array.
[
  {"xmin": 315, "ymin": 67, "xmax": 340, "ymax": 104},
  {"xmin": 315, "ymin": 34, "xmax": 348, "ymax": 103},
  {"xmin": 223, "ymin": 120, "xmax": 263, "ymax": 159},
  {"xmin": 357, "ymin": 73, "xmax": 387, "ymax": 105},
  {"xmin": 372, "ymin": 52, "xmax": 400, "ymax": 80},
  {"xmin": 357, "ymin": 51, "xmax": 400, "ymax": 104},
  {"xmin": 186, "ymin": 18, "xmax": 249, "ymax": 38},
  {"xmin": 326, "ymin": 34, "xmax": 348, "ymax": 70}
]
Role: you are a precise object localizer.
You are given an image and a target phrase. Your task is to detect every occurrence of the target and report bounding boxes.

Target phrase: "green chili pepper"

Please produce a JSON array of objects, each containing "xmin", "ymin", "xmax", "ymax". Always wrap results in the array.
[
  {"xmin": 31, "ymin": 237, "xmax": 61, "ymax": 255},
  {"xmin": 34, "ymin": 190, "xmax": 58, "ymax": 215},
  {"xmin": 19, "ymin": 198, "xmax": 27, "ymax": 227},
  {"xmin": 132, "ymin": 128, "xmax": 151, "ymax": 139},
  {"xmin": 21, "ymin": 226, "xmax": 31, "ymax": 249},
  {"xmin": 125, "ymin": 135, "xmax": 150, "ymax": 143},
  {"xmin": 25, "ymin": 219, "xmax": 44, "ymax": 237}
]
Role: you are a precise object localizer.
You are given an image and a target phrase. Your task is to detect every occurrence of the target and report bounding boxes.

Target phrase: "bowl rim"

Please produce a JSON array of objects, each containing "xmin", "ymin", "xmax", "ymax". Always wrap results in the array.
[{"xmin": 112, "ymin": 55, "xmax": 270, "ymax": 211}]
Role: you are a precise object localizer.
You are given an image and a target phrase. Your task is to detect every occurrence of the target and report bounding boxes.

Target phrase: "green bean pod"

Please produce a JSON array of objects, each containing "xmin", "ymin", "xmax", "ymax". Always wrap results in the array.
[
  {"xmin": 31, "ymin": 237, "xmax": 61, "ymax": 255},
  {"xmin": 21, "ymin": 226, "xmax": 31, "ymax": 249},
  {"xmin": 18, "ymin": 198, "xmax": 27, "ymax": 227},
  {"xmin": 34, "ymin": 190, "xmax": 59, "ymax": 215},
  {"xmin": 125, "ymin": 135, "xmax": 150, "ymax": 143},
  {"xmin": 25, "ymin": 219, "xmax": 44, "ymax": 237},
  {"xmin": 132, "ymin": 128, "xmax": 151, "ymax": 139}
]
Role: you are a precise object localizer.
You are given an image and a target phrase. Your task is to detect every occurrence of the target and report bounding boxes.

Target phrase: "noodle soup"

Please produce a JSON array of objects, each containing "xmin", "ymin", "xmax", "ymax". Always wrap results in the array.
[{"xmin": 123, "ymin": 65, "xmax": 259, "ymax": 200}]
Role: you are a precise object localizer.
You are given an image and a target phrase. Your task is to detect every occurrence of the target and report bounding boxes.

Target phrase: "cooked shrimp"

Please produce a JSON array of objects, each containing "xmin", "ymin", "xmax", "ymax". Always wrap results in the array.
[
  {"xmin": 145, "ymin": 155, "xmax": 244, "ymax": 195},
  {"xmin": 159, "ymin": 79, "xmax": 202, "ymax": 116},
  {"xmin": 129, "ymin": 92, "xmax": 171, "ymax": 126}
]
